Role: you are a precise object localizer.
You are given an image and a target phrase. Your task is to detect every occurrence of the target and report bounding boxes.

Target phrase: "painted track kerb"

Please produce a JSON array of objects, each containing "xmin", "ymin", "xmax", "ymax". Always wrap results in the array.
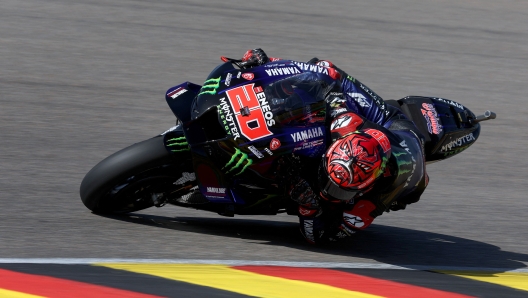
[{"xmin": 1, "ymin": 259, "xmax": 527, "ymax": 273}]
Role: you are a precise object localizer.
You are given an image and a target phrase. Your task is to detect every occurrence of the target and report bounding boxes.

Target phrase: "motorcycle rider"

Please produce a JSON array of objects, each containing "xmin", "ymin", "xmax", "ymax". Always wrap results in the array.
[{"xmin": 228, "ymin": 49, "xmax": 429, "ymax": 244}]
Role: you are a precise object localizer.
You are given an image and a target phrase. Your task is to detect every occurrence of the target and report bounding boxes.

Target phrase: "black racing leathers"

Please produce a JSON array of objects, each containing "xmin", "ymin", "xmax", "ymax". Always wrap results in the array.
[
  {"xmin": 322, "ymin": 60, "xmax": 428, "ymax": 213},
  {"xmin": 286, "ymin": 58, "xmax": 428, "ymax": 243}
]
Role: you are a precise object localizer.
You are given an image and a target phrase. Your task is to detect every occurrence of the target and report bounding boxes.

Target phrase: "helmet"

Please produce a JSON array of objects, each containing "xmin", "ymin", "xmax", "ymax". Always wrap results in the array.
[{"xmin": 319, "ymin": 129, "xmax": 391, "ymax": 201}]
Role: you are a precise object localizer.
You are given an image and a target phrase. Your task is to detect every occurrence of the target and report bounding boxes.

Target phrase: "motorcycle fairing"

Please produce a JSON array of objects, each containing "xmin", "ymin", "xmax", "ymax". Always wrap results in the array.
[
  {"xmin": 394, "ymin": 96, "xmax": 481, "ymax": 162},
  {"xmin": 165, "ymin": 82, "xmax": 202, "ymax": 124},
  {"xmin": 165, "ymin": 61, "xmax": 348, "ymax": 204}
]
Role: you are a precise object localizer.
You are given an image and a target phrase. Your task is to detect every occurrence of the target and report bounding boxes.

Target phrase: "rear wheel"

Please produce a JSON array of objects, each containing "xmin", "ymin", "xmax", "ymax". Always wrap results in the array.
[{"xmin": 80, "ymin": 135, "xmax": 194, "ymax": 214}]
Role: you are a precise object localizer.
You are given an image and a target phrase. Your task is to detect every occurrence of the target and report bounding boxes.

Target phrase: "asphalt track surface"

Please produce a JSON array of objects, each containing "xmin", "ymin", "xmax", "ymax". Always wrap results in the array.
[{"xmin": 1, "ymin": 0, "xmax": 528, "ymax": 297}]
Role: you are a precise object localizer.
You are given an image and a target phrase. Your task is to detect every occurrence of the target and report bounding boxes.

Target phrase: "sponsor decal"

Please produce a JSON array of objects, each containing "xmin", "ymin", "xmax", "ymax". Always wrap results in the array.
[
  {"xmin": 348, "ymin": 92, "xmax": 370, "ymax": 108},
  {"xmin": 248, "ymin": 145, "xmax": 264, "ymax": 159},
  {"xmin": 395, "ymin": 157, "xmax": 413, "ymax": 175},
  {"xmin": 299, "ymin": 206, "xmax": 317, "ymax": 217},
  {"xmin": 264, "ymin": 63, "xmax": 286, "ymax": 68},
  {"xmin": 294, "ymin": 139, "xmax": 324, "ymax": 152},
  {"xmin": 399, "ymin": 140, "xmax": 412, "ymax": 154},
  {"xmin": 264, "ymin": 147, "xmax": 273, "ymax": 155},
  {"xmin": 303, "ymin": 219, "xmax": 315, "ymax": 242},
  {"xmin": 292, "ymin": 61, "xmax": 340, "ymax": 79},
  {"xmin": 293, "ymin": 62, "xmax": 328, "ymax": 74},
  {"xmin": 242, "ymin": 73, "xmax": 254, "ymax": 80},
  {"xmin": 358, "ymin": 83, "xmax": 389, "ymax": 116},
  {"xmin": 167, "ymin": 87, "xmax": 187, "ymax": 99},
  {"xmin": 316, "ymin": 60, "xmax": 331, "ymax": 67},
  {"xmin": 434, "ymin": 97, "xmax": 464, "ymax": 110},
  {"xmin": 224, "ymin": 84, "xmax": 275, "ymax": 141},
  {"xmin": 404, "ymin": 155, "xmax": 417, "ymax": 188},
  {"xmin": 395, "ymin": 139, "xmax": 418, "ymax": 187},
  {"xmin": 218, "ymin": 98, "xmax": 241, "ymax": 140},
  {"xmin": 206, "ymin": 187, "xmax": 226, "ymax": 194},
  {"xmin": 330, "ymin": 113, "xmax": 364, "ymax": 138},
  {"xmin": 328, "ymin": 96, "xmax": 347, "ymax": 109},
  {"xmin": 198, "ymin": 77, "xmax": 221, "ymax": 95},
  {"xmin": 441, "ymin": 133, "xmax": 475, "ymax": 152},
  {"xmin": 264, "ymin": 67, "xmax": 301, "ymax": 76},
  {"xmin": 224, "ymin": 73, "xmax": 232, "ymax": 87},
  {"xmin": 392, "ymin": 151, "xmax": 408, "ymax": 158},
  {"xmin": 292, "ymin": 62, "xmax": 340, "ymax": 79},
  {"xmin": 222, "ymin": 148, "xmax": 253, "ymax": 175},
  {"xmin": 291, "ymin": 127, "xmax": 324, "ymax": 142},
  {"xmin": 364, "ymin": 129, "xmax": 391, "ymax": 153},
  {"xmin": 236, "ymin": 72, "xmax": 241, "ymax": 79},
  {"xmin": 174, "ymin": 172, "xmax": 196, "ymax": 185},
  {"xmin": 343, "ymin": 213, "xmax": 364, "ymax": 228},
  {"xmin": 421, "ymin": 103, "xmax": 443, "ymax": 135},
  {"xmin": 443, "ymin": 145, "xmax": 470, "ymax": 157},
  {"xmin": 331, "ymin": 108, "xmax": 347, "ymax": 117},
  {"xmin": 166, "ymin": 137, "xmax": 190, "ymax": 152},
  {"xmin": 270, "ymin": 138, "xmax": 281, "ymax": 150},
  {"xmin": 346, "ymin": 75, "xmax": 356, "ymax": 83}
]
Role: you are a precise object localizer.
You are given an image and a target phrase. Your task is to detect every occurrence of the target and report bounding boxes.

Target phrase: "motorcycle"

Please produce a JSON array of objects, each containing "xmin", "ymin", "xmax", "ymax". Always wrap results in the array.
[{"xmin": 80, "ymin": 60, "xmax": 496, "ymax": 219}]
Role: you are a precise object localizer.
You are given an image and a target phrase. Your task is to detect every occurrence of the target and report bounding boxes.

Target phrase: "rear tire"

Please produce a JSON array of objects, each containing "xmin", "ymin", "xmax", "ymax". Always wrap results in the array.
[{"xmin": 79, "ymin": 136, "xmax": 192, "ymax": 214}]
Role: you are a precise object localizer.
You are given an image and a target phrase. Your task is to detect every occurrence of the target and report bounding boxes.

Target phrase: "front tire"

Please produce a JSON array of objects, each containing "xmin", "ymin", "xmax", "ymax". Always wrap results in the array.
[{"xmin": 79, "ymin": 135, "xmax": 192, "ymax": 214}]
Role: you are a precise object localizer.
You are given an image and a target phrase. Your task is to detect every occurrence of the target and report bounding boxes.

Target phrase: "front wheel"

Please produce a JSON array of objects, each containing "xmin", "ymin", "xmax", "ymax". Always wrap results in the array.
[{"xmin": 79, "ymin": 135, "xmax": 194, "ymax": 214}]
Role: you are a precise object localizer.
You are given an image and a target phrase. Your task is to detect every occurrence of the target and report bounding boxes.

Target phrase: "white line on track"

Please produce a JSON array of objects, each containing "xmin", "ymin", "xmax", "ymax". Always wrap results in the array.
[{"xmin": 0, "ymin": 258, "xmax": 527, "ymax": 273}]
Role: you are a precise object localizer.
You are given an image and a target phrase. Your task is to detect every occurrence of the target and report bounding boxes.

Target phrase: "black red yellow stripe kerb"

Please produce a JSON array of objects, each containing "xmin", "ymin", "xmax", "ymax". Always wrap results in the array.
[{"xmin": 0, "ymin": 259, "xmax": 526, "ymax": 297}]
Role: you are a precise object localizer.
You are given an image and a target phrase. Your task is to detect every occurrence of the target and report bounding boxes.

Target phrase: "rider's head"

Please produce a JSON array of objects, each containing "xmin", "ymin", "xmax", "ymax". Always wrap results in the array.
[{"xmin": 318, "ymin": 129, "xmax": 391, "ymax": 202}]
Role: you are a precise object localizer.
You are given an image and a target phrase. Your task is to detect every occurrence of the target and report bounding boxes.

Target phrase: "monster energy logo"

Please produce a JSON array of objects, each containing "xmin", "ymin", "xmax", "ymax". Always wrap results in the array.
[
  {"xmin": 392, "ymin": 152, "xmax": 408, "ymax": 157},
  {"xmin": 166, "ymin": 137, "xmax": 189, "ymax": 152},
  {"xmin": 198, "ymin": 77, "xmax": 221, "ymax": 95},
  {"xmin": 375, "ymin": 156, "xmax": 389, "ymax": 177},
  {"xmin": 346, "ymin": 75, "xmax": 356, "ymax": 83},
  {"xmin": 222, "ymin": 148, "xmax": 253, "ymax": 175}
]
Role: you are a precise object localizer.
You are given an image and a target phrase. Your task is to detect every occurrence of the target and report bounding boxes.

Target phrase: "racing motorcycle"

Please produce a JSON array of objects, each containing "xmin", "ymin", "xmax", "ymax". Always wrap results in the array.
[{"xmin": 79, "ymin": 60, "xmax": 496, "ymax": 218}]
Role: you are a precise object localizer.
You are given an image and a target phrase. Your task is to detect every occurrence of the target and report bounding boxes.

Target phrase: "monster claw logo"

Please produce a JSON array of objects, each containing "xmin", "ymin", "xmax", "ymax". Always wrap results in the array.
[
  {"xmin": 222, "ymin": 148, "xmax": 253, "ymax": 175},
  {"xmin": 166, "ymin": 137, "xmax": 189, "ymax": 152},
  {"xmin": 198, "ymin": 77, "xmax": 221, "ymax": 95}
]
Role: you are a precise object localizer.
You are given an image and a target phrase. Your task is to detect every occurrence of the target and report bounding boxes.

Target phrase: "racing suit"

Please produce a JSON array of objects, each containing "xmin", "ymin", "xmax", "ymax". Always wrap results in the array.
[
  {"xmin": 236, "ymin": 49, "xmax": 428, "ymax": 244},
  {"xmin": 287, "ymin": 58, "xmax": 429, "ymax": 243}
]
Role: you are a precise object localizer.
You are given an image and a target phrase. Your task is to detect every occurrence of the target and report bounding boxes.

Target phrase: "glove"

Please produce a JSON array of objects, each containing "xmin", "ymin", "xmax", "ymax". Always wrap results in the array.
[
  {"xmin": 298, "ymin": 206, "xmax": 326, "ymax": 244},
  {"xmin": 319, "ymin": 200, "xmax": 378, "ymax": 242},
  {"xmin": 289, "ymin": 177, "xmax": 320, "ymax": 209},
  {"xmin": 221, "ymin": 49, "xmax": 281, "ymax": 69},
  {"xmin": 299, "ymin": 205, "xmax": 358, "ymax": 244}
]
